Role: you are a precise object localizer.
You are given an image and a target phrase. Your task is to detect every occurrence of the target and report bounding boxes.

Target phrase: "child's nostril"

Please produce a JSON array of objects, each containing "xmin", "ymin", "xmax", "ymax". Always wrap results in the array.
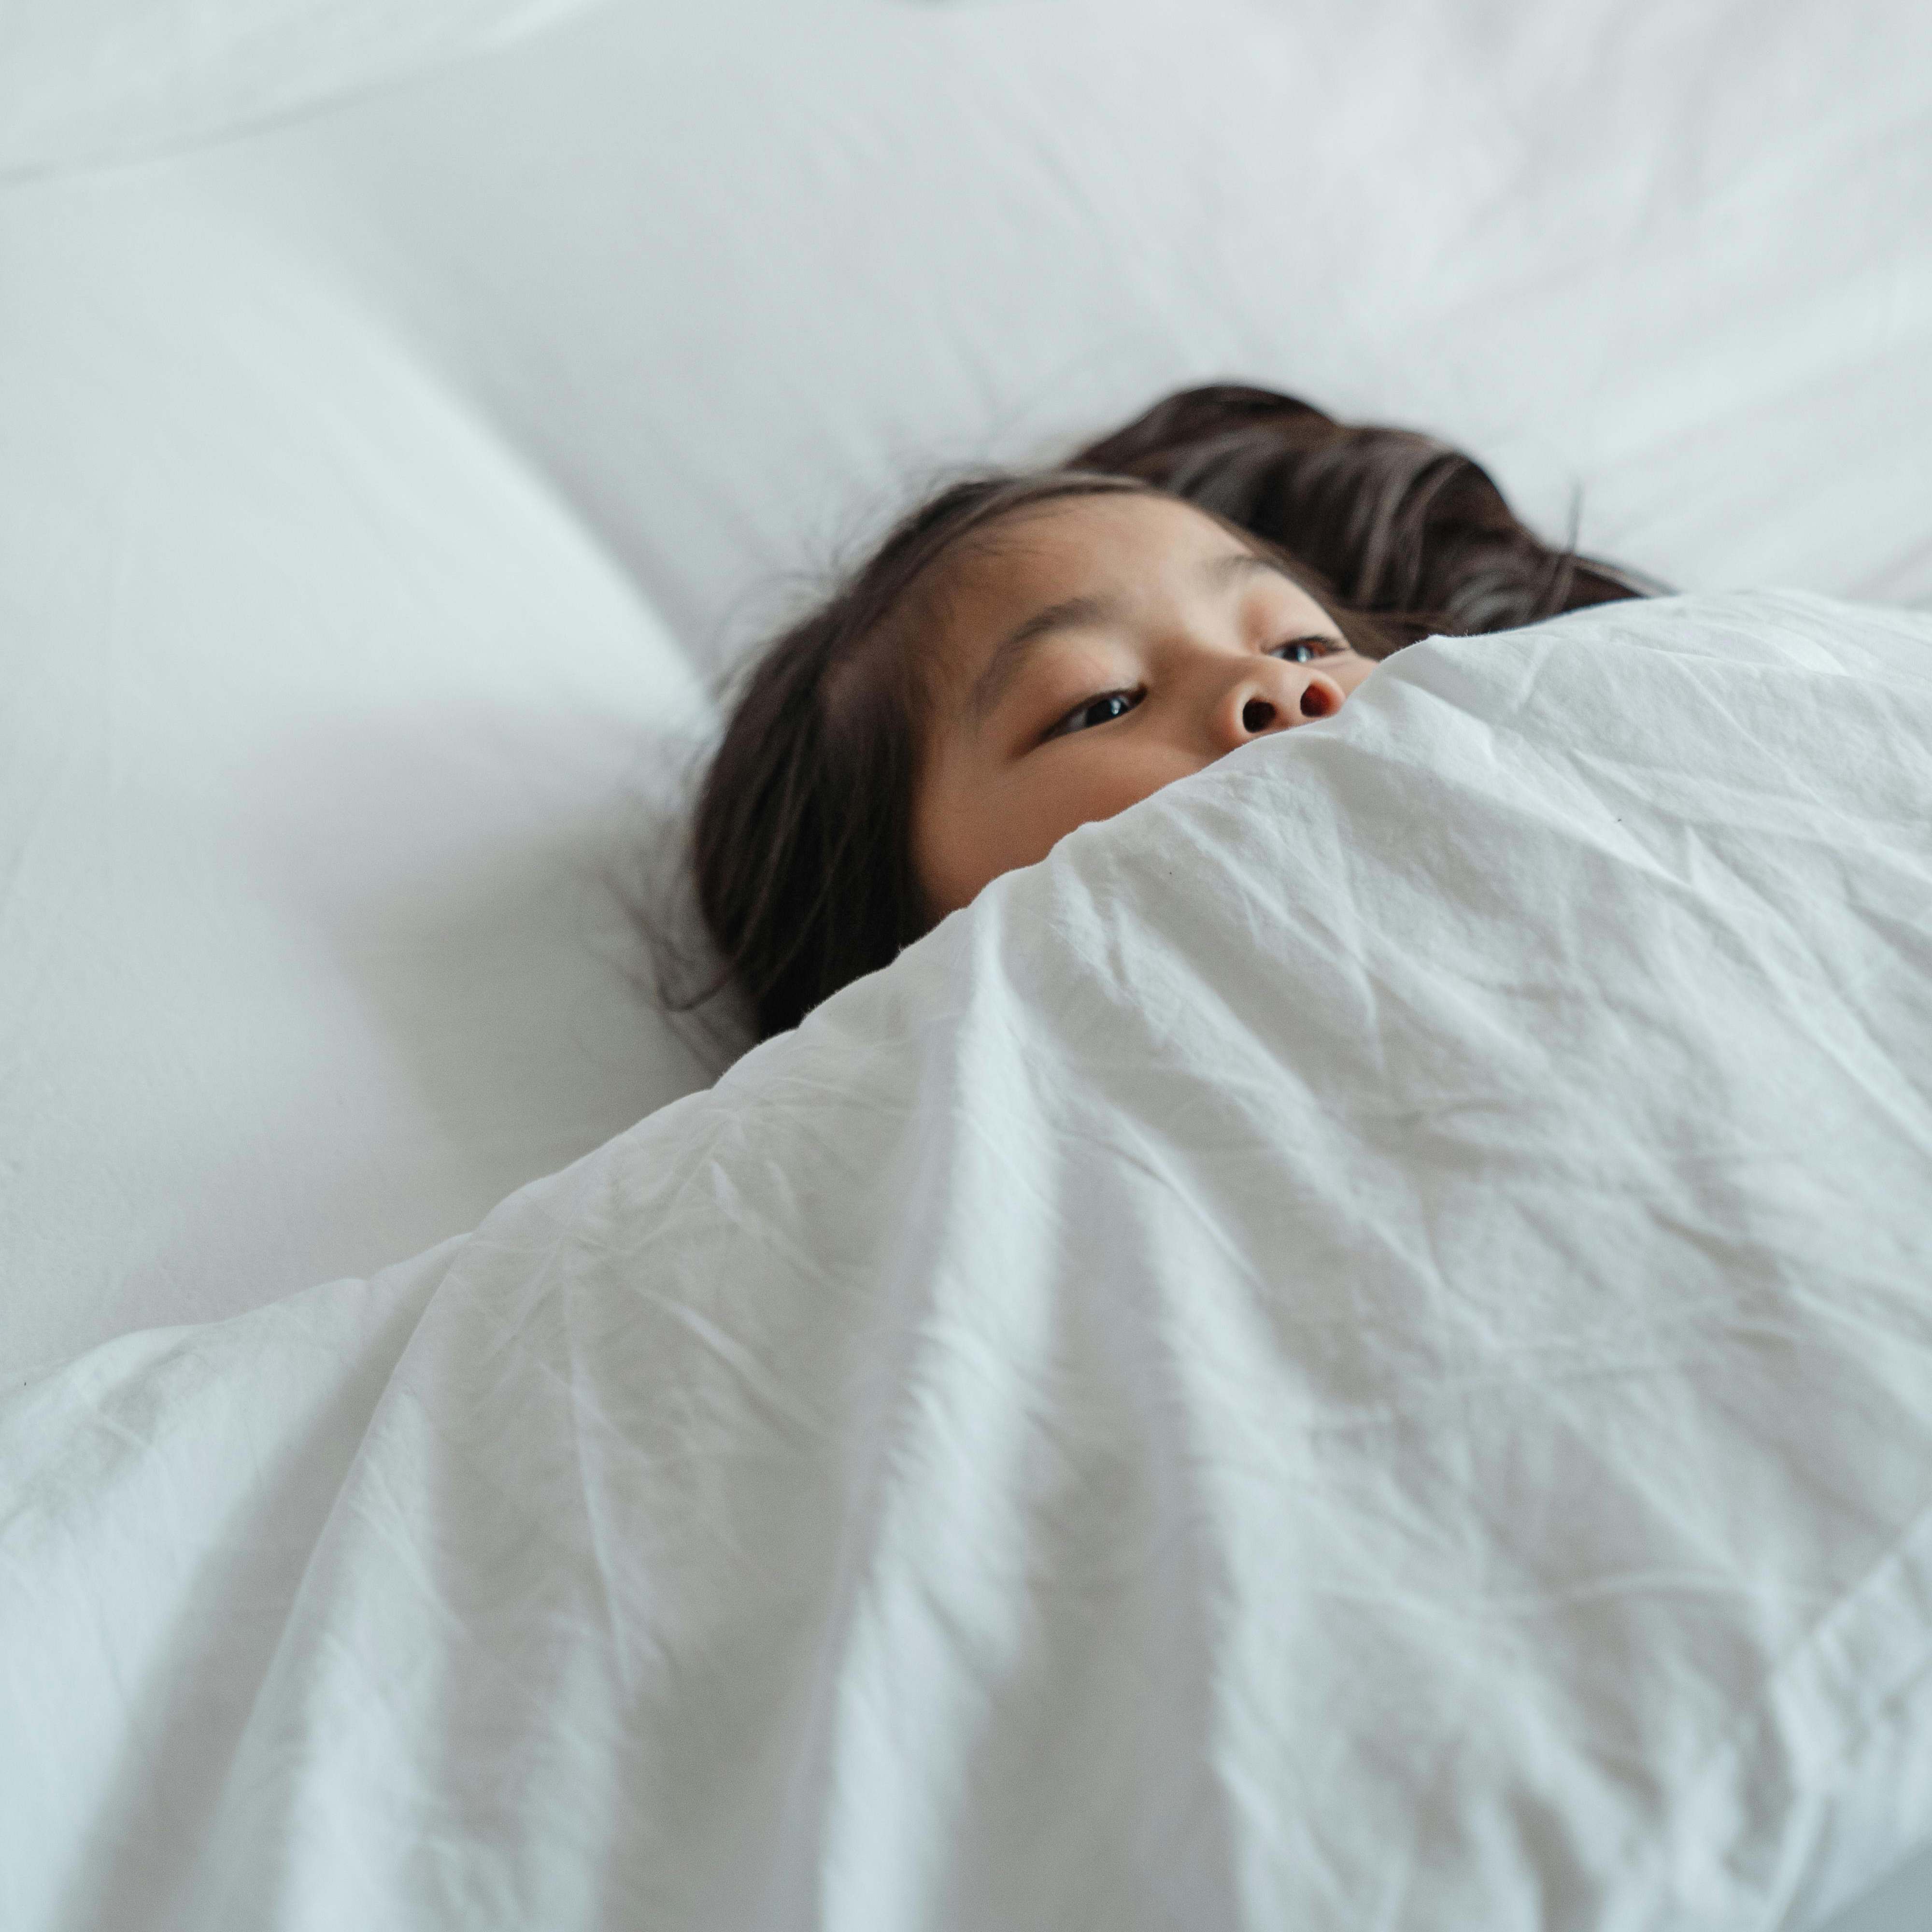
[
  {"xmin": 1242, "ymin": 698, "xmax": 1276, "ymax": 733},
  {"xmin": 1299, "ymin": 682, "xmax": 1332, "ymax": 719}
]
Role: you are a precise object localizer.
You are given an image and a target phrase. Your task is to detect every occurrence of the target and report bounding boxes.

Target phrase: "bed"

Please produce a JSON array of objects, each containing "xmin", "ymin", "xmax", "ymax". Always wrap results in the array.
[{"xmin": 4, "ymin": 0, "xmax": 1931, "ymax": 1924}]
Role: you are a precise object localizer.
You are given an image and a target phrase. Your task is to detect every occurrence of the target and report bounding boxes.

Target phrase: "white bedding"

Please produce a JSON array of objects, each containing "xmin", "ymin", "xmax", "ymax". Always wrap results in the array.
[
  {"xmin": 0, "ymin": 0, "xmax": 607, "ymax": 178},
  {"xmin": 0, "ymin": 179, "xmax": 718, "ymax": 1373},
  {"xmin": 9, "ymin": 590, "xmax": 1932, "ymax": 1930},
  {"xmin": 5, "ymin": 0, "xmax": 1931, "ymax": 1374}
]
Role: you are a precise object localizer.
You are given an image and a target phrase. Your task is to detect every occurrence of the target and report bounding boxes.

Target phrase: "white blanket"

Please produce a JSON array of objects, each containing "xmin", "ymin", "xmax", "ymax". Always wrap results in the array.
[{"xmin": 7, "ymin": 589, "xmax": 1932, "ymax": 1930}]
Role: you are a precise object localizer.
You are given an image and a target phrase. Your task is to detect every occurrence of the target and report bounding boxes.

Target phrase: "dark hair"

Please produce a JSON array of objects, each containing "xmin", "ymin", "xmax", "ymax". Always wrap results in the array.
[{"xmin": 694, "ymin": 384, "xmax": 1656, "ymax": 1040}]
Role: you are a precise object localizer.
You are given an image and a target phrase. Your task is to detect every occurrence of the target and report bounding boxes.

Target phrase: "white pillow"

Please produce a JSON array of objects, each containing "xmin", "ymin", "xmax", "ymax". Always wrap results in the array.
[
  {"xmin": 0, "ymin": 0, "xmax": 606, "ymax": 179},
  {"xmin": 202, "ymin": 0, "xmax": 1932, "ymax": 667},
  {"xmin": 0, "ymin": 167, "xmax": 724, "ymax": 1374}
]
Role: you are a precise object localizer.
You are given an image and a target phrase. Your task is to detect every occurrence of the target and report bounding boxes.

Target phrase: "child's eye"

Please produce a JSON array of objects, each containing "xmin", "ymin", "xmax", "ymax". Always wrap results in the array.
[
  {"xmin": 1269, "ymin": 635, "xmax": 1345, "ymax": 664},
  {"xmin": 1045, "ymin": 689, "xmax": 1143, "ymax": 740}
]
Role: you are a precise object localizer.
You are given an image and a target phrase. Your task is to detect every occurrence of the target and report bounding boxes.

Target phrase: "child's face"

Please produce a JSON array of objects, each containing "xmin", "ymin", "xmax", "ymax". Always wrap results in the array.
[{"xmin": 912, "ymin": 493, "xmax": 1376, "ymax": 915}]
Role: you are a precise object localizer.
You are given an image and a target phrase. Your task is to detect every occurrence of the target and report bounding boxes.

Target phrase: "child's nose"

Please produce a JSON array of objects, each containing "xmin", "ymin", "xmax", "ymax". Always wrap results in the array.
[{"xmin": 1219, "ymin": 666, "xmax": 1345, "ymax": 748}]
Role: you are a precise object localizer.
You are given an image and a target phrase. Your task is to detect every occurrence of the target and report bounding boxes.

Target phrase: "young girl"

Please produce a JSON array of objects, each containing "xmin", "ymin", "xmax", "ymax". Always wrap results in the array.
[{"xmin": 695, "ymin": 384, "xmax": 1658, "ymax": 1041}]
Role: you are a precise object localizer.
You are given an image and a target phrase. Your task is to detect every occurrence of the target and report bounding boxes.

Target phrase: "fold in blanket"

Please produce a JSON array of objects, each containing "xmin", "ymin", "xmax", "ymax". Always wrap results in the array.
[{"xmin": 7, "ymin": 590, "xmax": 1932, "ymax": 1932}]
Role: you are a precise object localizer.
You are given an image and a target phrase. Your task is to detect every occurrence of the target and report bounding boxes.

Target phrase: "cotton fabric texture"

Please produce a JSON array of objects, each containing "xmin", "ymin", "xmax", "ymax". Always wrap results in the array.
[{"xmin": 6, "ymin": 590, "xmax": 1931, "ymax": 1931}]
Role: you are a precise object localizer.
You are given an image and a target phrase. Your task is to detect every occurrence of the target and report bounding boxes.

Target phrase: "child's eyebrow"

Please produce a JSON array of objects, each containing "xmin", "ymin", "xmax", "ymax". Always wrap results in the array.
[
  {"xmin": 968, "ymin": 593, "xmax": 1122, "ymax": 719},
  {"xmin": 967, "ymin": 550, "xmax": 1290, "ymax": 721},
  {"xmin": 1205, "ymin": 550, "xmax": 1296, "ymax": 590}
]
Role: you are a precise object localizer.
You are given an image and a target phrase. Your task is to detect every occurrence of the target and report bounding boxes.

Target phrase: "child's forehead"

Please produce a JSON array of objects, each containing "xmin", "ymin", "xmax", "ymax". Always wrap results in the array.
[
  {"xmin": 981, "ymin": 490, "xmax": 1236, "ymax": 568},
  {"xmin": 946, "ymin": 491, "xmax": 1250, "ymax": 614},
  {"xmin": 913, "ymin": 490, "xmax": 1277, "ymax": 707}
]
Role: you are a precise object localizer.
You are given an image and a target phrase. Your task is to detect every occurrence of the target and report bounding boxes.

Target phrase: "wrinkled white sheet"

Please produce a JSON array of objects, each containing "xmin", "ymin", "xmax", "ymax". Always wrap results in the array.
[{"xmin": 7, "ymin": 590, "xmax": 1931, "ymax": 1931}]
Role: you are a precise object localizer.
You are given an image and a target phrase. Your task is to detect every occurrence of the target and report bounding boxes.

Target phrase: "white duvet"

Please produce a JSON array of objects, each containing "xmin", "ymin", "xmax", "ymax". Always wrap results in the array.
[{"xmin": 7, "ymin": 589, "xmax": 1932, "ymax": 1931}]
